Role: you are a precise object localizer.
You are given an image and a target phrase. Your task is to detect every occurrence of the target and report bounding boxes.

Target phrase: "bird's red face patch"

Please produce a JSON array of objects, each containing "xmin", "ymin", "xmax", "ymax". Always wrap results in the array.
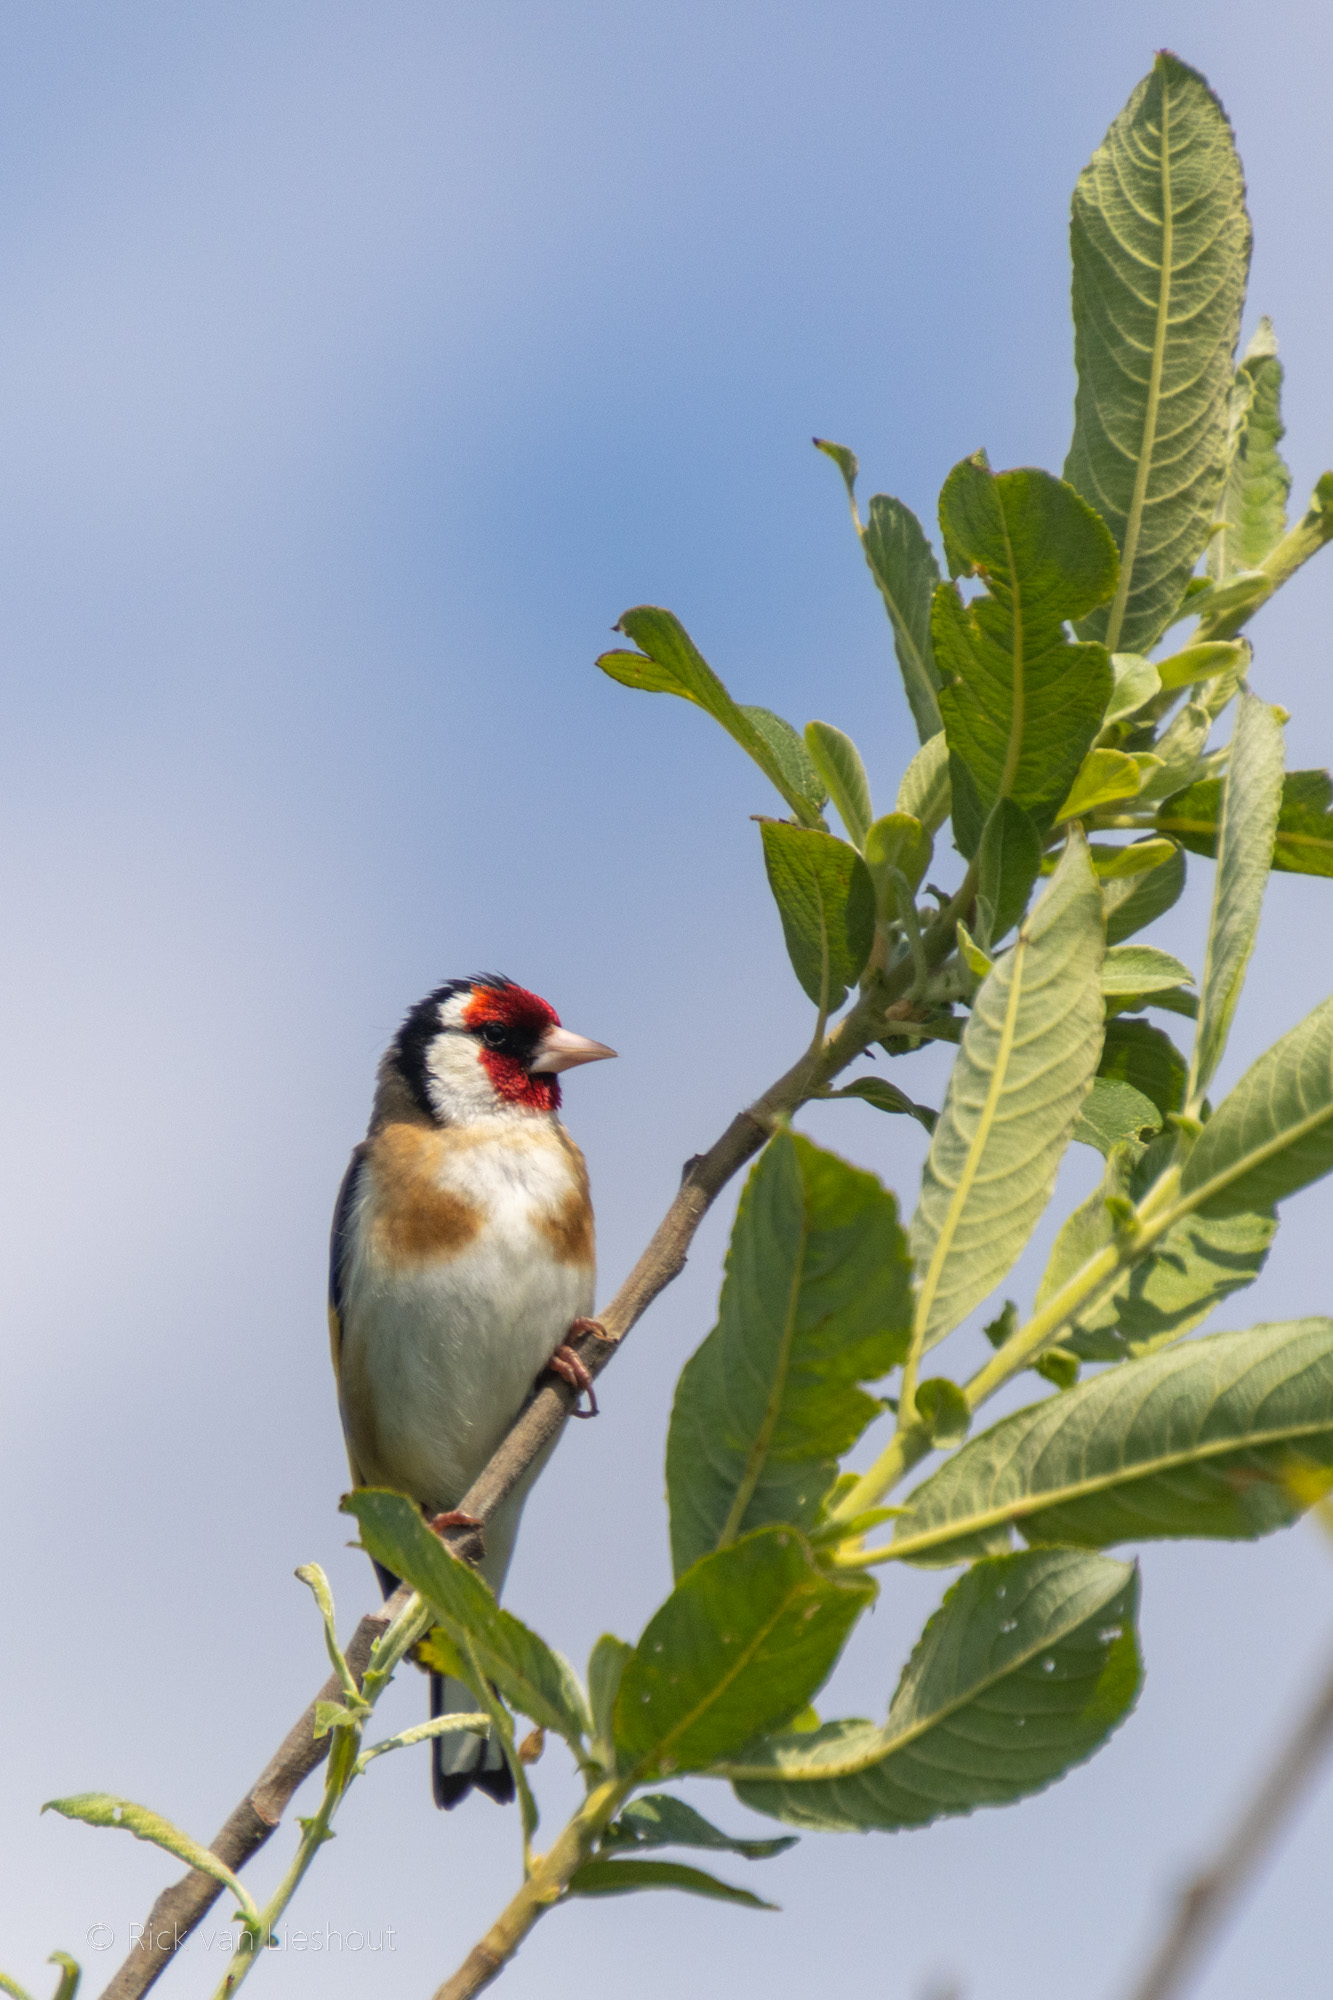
[{"xmin": 463, "ymin": 983, "xmax": 561, "ymax": 1112}]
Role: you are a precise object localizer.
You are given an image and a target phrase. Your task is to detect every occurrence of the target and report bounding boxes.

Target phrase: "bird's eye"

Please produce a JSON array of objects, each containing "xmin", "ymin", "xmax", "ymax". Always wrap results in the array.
[{"xmin": 479, "ymin": 1022, "xmax": 509, "ymax": 1050}]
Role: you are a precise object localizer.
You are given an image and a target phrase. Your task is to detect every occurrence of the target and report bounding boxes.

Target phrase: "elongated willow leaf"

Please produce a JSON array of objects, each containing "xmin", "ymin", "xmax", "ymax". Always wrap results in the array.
[
  {"xmin": 597, "ymin": 607, "xmax": 827, "ymax": 826},
  {"xmin": 602, "ymin": 1793, "xmax": 796, "ymax": 1861},
  {"xmin": 804, "ymin": 721, "xmax": 873, "ymax": 849},
  {"xmin": 759, "ymin": 822, "xmax": 875, "ymax": 1009},
  {"xmin": 896, "ymin": 729, "xmax": 951, "ymax": 833},
  {"xmin": 1072, "ymin": 1076, "xmax": 1161, "ymax": 1156},
  {"xmin": 1102, "ymin": 843, "xmax": 1186, "ymax": 944},
  {"xmin": 908, "ymin": 835, "xmax": 1105, "ymax": 1348},
  {"xmin": 976, "ymin": 797, "xmax": 1042, "ymax": 948},
  {"xmin": 933, "ymin": 458, "xmax": 1117, "ymax": 849},
  {"xmin": 667, "ymin": 1133, "xmax": 911, "ymax": 1576},
  {"xmin": 1036, "ymin": 1133, "xmax": 1275, "ymax": 1362},
  {"xmin": 614, "ymin": 1528, "xmax": 874, "ymax": 1780},
  {"xmin": 1210, "ymin": 318, "xmax": 1290, "ymax": 582},
  {"xmin": 862, "ymin": 493, "xmax": 943, "ymax": 741},
  {"xmin": 1182, "ymin": 992, "xmax": 1333, "ymax": 1216},
  {"xmin": 727, "ymin": 1550, "xmax": 1138, "ymax": 1831},
  {"xmin": 1159, "ymin": 768, "xmax": 1333, "ymax": 879},
  {"xmin": 1065, "ymin": 55, "xmax": 1251, "ymax": 655},
  {"xmin": 890, "ymin": 1321, "xmax": 1333, "ymax": 1565},
  {"xmin": 566, "ymin": 1858, "xmax": 777, "ymax": 1910},
  {"xmin": 42, "ymin": 1796, "xmax": 257, "ymax": 1919},
  {"xmin": 1189, "ymin": 693, "xmax": 1284, "ymax": 1105},
  {"xmin": 343, "ymin": 1491, "xmax": 592, "ymax": 1746}
]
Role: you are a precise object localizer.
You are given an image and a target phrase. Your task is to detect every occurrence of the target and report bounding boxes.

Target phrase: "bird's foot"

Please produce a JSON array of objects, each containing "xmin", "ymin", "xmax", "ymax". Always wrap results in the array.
[
  {"xmin": 429, "ymin": 1508, "xmax": 484, "ymax": 1539},
  {"xmin": 568, "ymin": 1315, "xmax": 618, "ymax": 1344},
  {"xmin": 547, "ymin": 1342, "xmax": 599, "ymax": 1418}
]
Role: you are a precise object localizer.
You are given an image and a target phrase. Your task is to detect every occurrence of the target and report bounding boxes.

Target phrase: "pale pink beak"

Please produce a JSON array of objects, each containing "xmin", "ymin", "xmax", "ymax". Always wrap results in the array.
[{"xmin": 529, "ymin": 1025, "xmax": 618, "ymax": 1074}]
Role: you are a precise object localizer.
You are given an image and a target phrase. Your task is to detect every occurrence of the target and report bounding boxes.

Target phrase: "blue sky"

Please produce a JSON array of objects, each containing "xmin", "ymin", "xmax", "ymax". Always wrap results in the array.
[{"xmin": 4, "ymin": 5, "xmax": 1333, "ymax": 1998}]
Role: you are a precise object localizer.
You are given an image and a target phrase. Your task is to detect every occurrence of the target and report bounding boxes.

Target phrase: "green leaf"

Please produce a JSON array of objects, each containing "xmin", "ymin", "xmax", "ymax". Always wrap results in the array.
[
  {"xmin": 41, "ymin": 1797, "xmax": 257, "ymax": 1922},
  {"xmin": 1210, "ymin": 316, "xmax": 1290, "ymax": 581},
  {"xmin": 1064, "ymin": 54, "xmax": 1251, "ymax": 655},
  {"xmin": 759, "ymin": 822, "xmax": 875, "ymax": 1010},
  {"xmin": 601, "ymin": 1794, "xmax": 796, "ymax": 1860},
  {"xmin": 666, "ymin": 1133, "xmax": 912, "ymax": 1575},
  {"xmin": 975, "ymin": 797, "xmax": 1042, "ymax": 948},
  {"xmin": 862, "ymin": 492, "xmax": 943, "ymax": 741},
  {"xmin": 1154, "ymin": 642, "xmax": 1248, "ymax": 693},
  {"xmin": 915, "ymin": 1377, "xmax": 971, "ymax": 1446},
  {"xmin": 565, "ymin": 1858, "xmax": 777, "ymax": 1911},
  {"xmin": 1057, "ymin": 749, "xmax": 1148, "ymax": 822},
  {"xmin": 1102, "ymin": 946, "xmax": 1193, "ymax": 995},
  {"xmin": 1104, "ymin": 653, "xmax": 1162, "ymax": 727},
  {"xmin": 1158, "ymin": 769, "xmax": 1333, "ymax": 880},
  {"xmin": 741, "ymin": 707, "xmax": 828, "ymax": 816},
  {"xmin": 1181, "ymin": 992, "xmax": 1333, "ymax": 1216},
  {"xmin": 1097, "ymin": 1016, "xmax": 1186, "ymax": 1117},
  {"xmin": 1135, "ymin": 701, "xmax": 1213, "ymax": 804},
  {"xmin": 588, "ymin": 1634, "xmax": 632, "ymax": 1761},
  {"xmin": 820, "ymin": 1076, "xmax": 937, "ymax": 1132},
  {"xmin": 1103, "ymin": 844, "xmax": 1186, "ymax": 945},
  {"xmin": 895, "ymin": 730, "xmax": 951, "ymax": 834},
  {"xmin": 863, "ymin": 812, "xmax": 933, "ymax": 919},
  {"xmin": 908, "ymin": 833, "xmax": 1106, "ymax": 1348},
  {"xmin": 1189, "ymin": 692, "xmax": 1285, "ymax": 1104},
  {"xmin": 597, "ymin": 607, "xmax": 825, "ymax": 826},
  {"xmin": 47, "ymin": 1963, "xmax": 79, "ymax": 2000},
  {"xmin": 729, "ymin": 1550, "xmax": 1139, "ymax": 1831},
  {"xmin": 341, "ymin": 1490, "xmax": 592, "ymax": 1747},
  {"xmin": 890, "ymin": 1322, "xmax": 1333, "ymax": 1563},
  {"xmin": 933, "ymin": 458, "xmax": 1117, "ymax": 839},
  {"xmin": 804, "ymin": 721, "xmax": 873, "ymax": 849},
  {"xmin": 814, "ymin": 435, "xmax": 859, "ymax": 503},
  {"xmin": 1066, "ymin": 1200, "xmax": 1277, "ymax": 1362},
  {"xmin": 1072, "ymin": 1078, "xmax": 1162, "ymax": 1157},
  {"xmin": 1088, "ymin": 838, "xmax": 1178, "ymax": 879},
  {"xmin": 613, "ymin": 1527, "xmax": 875, "ymax": 1780}
]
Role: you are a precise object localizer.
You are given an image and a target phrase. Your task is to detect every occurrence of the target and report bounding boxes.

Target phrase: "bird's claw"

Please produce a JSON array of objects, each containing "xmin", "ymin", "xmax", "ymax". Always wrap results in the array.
[
  {"xmin": 547, "ymin": 1341, "xmax": 599, "ymax": 1418},
  {"xmin": 429, "ymin": 1508, "xmax": 484, "ymax": 1538}
]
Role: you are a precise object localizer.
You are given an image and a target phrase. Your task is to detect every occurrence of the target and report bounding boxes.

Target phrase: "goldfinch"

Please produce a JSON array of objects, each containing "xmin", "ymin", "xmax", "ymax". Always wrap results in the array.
[{"xmin": 328, "ymin": 974, "xmax": 615, "ymax": 1806}]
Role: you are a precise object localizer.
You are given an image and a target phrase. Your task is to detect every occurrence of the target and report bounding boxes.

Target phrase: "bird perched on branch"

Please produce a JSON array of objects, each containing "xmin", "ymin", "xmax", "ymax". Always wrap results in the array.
[{"xmin": 328, "ymin": 974, "xmax": 615, "ymax": 1806}]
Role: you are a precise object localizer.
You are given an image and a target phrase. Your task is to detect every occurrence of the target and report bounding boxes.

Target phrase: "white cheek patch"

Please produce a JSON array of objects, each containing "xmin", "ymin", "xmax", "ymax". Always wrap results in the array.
[{"xmin": 426, "ymin": 1028, "xmax": 502, "ymax": 1123}]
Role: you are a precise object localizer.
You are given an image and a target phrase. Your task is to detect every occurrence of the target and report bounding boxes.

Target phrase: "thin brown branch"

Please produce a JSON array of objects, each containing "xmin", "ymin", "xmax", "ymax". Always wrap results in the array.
[
  {"xmin": 97, "ymin": 891, "xmax": 969, "ymax": 2000},
  {"xmin": 1123, "ymin": 1640, "xmax": 1333, "ymax": 2000}
]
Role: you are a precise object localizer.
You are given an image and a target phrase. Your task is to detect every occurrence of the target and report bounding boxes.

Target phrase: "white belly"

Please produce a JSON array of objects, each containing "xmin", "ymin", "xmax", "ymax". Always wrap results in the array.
[{"xmin": 337, "ymin": 1126, "xmax": 594, "ymax": 1541}]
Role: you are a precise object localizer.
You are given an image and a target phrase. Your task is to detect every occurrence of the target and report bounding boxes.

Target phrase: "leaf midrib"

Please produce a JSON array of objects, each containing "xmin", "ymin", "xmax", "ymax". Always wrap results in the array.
[
  {"xmin": 1103, "ymin": 66, "xmax": 1174, "ymax": 655},
  {"xmin": 716, "ymin": 1206, "xmax": 810, "ymax": 1550},
  {"xmin": 629, "ymin": 1571, "xmax": 846, "ymax": 1779},
  {"xmin": 718, "ymin": 1573, "xmax": 1123, "ymax": 1782},
  {"xmin": 887, "ymin": 1410, "xmax": 1333, "ymax": 1561},
  {"xmin": 914, "ymin": 934, "xmax": 1030, "ymax": 1339}
]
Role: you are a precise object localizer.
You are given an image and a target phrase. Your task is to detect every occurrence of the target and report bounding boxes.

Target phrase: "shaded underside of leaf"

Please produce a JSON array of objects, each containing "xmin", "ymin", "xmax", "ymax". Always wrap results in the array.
[
  {"xmin": 1210, "ymin": 317, "xmax": 1289, "ymax": 580},
  {"xmin": 1189, "ymin": 693, "xmax": 1285, "ymax": 1103},
  {"xmin": 342, "ymin": 1490, "xmax": 590, "ymax": 1744},
  {"xmin": 1182, "ymin": 992, "xmax": 1333, "ymax": 1214},
  {"xmin": 614, "ymin": 1528, "xmax": 875, "ymax": 1779},
  {"xmin": 667, "ymin": 1133, "xmax": 912, "ymax": 1575},
  {"xmin": 1064, "ymin": 53, "xmax": 1251, "ymax": 654},
  {"xmin": 566, "ymin": 1858, "xmax": 777, "ymax": 1910},
  {"xmin": 759, "ymin": 821, "xmax": 875, "ymax": 1009},
  {"xmin": 730, "ymin": 1550, "xmax": 1138, "ymax": 1831},
  {"xmin": 1158, "ymin": 768, "xmax": 1333, "ymax": 879},
  {"xmin": 862, "ymin": 492, "xmax": 943, "ymax": 741},
  {"xmin": 892, "ymin": 1321, "xmax": 1333, "ymax": 1562}
]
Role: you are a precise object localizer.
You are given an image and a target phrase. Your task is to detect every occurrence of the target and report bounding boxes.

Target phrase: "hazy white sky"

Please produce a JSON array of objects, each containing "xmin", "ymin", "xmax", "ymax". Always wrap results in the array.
[{"xmin": 4, "ymin": 5, "xmax": 1333, "ymax": 1998}]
